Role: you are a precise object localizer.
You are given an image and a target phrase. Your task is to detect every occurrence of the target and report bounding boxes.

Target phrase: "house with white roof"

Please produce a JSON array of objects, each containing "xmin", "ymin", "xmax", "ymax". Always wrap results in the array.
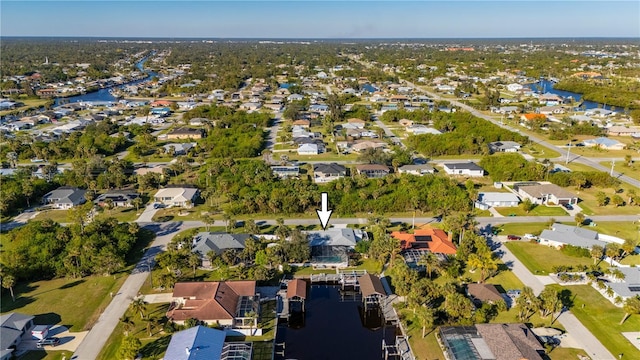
[
  {"xmin": 443, "ymin": 162, "xmax": 485, "ymax": 177},
  {"xmin": 154, "ymin": 187, "xmax": 199, "ymax": 208},
  {"xmin": 607, "ymin": 267, "xmax": 640, "ymax": 301},
  {"xmin": 306, "ymin": 228, "xmax": 367, "ymax": 267},
  {"xmin": 398, "ymin": 164, "xmax": 435, "ymax": 176},
  {"xmin": 488, "ymin": 141, "xmax": 521, "ymax": 153},
  {"xmin": 297, "ymin": 143, "xmax": 320, "ymax": 155},
  {"xmin": 164, "ymin": 325, "xmax": 252, "ymax": 360},
  {"xmin": 539, "ymin": 223, "xmax": 607, "ymax": 249},
  {"xmin": 476, "ymin": 192, "xmax": 520, "ymax": 208},
  {"xmin": 582, "ymin": 137, "xmax": 626, "ymax": 150}
]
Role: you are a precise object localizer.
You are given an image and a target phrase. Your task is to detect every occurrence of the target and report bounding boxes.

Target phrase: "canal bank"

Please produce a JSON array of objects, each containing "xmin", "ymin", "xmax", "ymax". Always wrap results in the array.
[{"xmin": 526, "ymin": 80, "xmax": 615, "ymax": 111}]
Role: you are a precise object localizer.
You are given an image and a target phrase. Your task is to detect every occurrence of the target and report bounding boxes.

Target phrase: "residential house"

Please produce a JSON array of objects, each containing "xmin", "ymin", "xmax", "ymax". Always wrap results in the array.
[
  {"xmin": 191, "ymin": 232, "xmax": 251, "ymax": 267},
  {"xmin": 287, "ymin": 94, "xmax": 304, "ymax": 102},
  {"xmin": 163, "ymin": 142, "xmax": 197, "ymax": 156},
  {"xmin": 292, "ymin": 119, "xmax": 311, "ymax": 128},
  {"xmin": 582, "ymin": 137, "xmax": 626, "ymax": 150},
  {"xmin": 506, "ymin": 83, "xmax": 524, "ymax": 92},
  {"xmin": 270, "ymin": 165, "xmax": 300, "ymax": 178},
  {"xmin": 167, "ymin": 281, "xmax": 259, "ymax": 328},
  {"xmin": 607, "ymin": 267, "xmax": 640, "ymax": 300},
  {"xmin": 95, "ymin": 191, "xmax": 139, "ymax": 208},
  {"xmin": 539, "ymin": 93, "xmax": 564, "ymax": 105},
  {"xmin": 442, "ymin": 162, "xmax": 485, "ymax": 177},
  {"xmin": 539, "ymin": 105, "xmax": 565, "ymax": 115},
  {"xmin": 539, "ymin": 223, "xmax": 607, "ymax": 249},
  {"xmin": 466, "ymin": 283, "xmax": 505, "ymax": 307},
  {"xmin": 346, "ymin": 118, "xmax": 366, "ymax": 129},
  {"xmin": 309, "ymin": 104, "xmax": 329, "ymax": 114},
  {"xmin": 42, "ymin": 187, "xmax": 86, "ymax": 209},
  {"xmin": 1, "ymin": 313, "xmax": 34, "ymax": 360},
  {"xmin": 475, "ymin": 192, "xmax": 520, "ymax": 209},
  {"xmin": 398, "ymin": 164, "xmax": 435, "ymax": 176},
  {"xmin": 164, "ymin": 326, "xmax": 252, "ymax": 360},
  {"xmin": 150, "ymin": 107, "xmax": 171, "ymax": 116},
  {"xmin": 297, "ymin": 143, "xmax": 320, "ymax": 155},
  {"xmin": 398, "ymin": 119, "xmax": 414, "ymax": 127},
  {"xmin": 406, "ymin": 125, "xmax": 442, "ymax": 135},
  {"xmin": 154, "ymin": 187, "xmax": 199, "ymax": 207},
  {"xmin": 516, "ymin": 183, "xmax": 578, "ymax": 205},
  {"xmin": 313, "ymin": 163, "xmax": 346, "ymax": 183},
  {"xmin": 606, "ymin": 126, "xmax": 639, "ymax": 137},
  {"xmin": 240, "ymin": 102, "xmax": 262, "ymax": 111},
  {"xmin": 354, "ymin": 164, "xmax": 391, "ymax": 178},
  {"xmin": 440, "ymin": 324, "xmax": 544, "ymax": 360},
  {"xmin": 351, "ymin": 140, "xmax": 387, "ymax": 152},
  {"xmin": 493, "ymin": 106, "xmax": 519, "ymax": 114},
  {"xmin": 263, "ymin": 103, "xmax": 283, "ymax": 112},
  {"xmin": 585, "ymin": 108, "xmax": 614, "ymax": 117},
  {"xmin": 135, "ymin": 165, "xmax": 166, "ymax": 178},
  {"xmin": 167, "ymin": 127, "xmax": 204, "ymax": 140},
  {"xmin": 488, "ymin": 141, "xmax": 521, "ymax": 153},
  {"xmin": 520, "ymin": 113, "xmax": 547, "ymax": 124},
  {"xmin": 391, "ymin": 226, "xmax": 457, "ymax": 256},
  {"xmin": 307, "ymin": 228, "xmax": 367, "ymax": 266}
]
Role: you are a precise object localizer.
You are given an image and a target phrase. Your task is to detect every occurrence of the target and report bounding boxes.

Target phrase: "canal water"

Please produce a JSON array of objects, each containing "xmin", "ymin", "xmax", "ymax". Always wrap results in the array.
[
  {"xmin": 275, "ymin": 285, "xmax": 397, "ymax": 360},
  {"xmin": 526, "ymin": 80, "xmax": 614, "ymax": 110},
  {"xmin": 54, "ymin": 53, "xmax": 157, "ymax": 106}
]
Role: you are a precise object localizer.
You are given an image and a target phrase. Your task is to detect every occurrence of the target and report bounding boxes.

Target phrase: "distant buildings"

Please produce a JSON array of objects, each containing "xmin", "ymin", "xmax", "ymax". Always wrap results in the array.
[
  {"xmin": 166, "ymin": 127, "xmax": 204, "ymax": 140},
  {"xmin": 488, "ymin": 141, "xmax": 521, "ymax": 153},
  {"xmin": 582, "ymin": 137, "xmax": 626, "ymax": 150}
]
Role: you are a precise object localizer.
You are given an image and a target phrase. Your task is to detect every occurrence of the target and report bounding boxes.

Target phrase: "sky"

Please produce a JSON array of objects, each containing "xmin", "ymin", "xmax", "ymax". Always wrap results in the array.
[{"xmin": 1, "ymin": 1, "xmax": 639, "ymax": 38}]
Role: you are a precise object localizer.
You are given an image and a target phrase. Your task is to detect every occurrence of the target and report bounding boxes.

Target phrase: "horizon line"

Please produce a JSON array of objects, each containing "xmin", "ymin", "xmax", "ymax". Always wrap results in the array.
[{"xmin": 2, "ymin": 35, "xmax": 639, "ymax": 40}]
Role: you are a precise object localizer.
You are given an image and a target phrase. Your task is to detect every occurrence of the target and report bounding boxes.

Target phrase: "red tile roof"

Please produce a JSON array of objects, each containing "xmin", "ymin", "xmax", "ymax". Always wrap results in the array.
[
  {"xmin": 287, "ymin": 279, "xmax": 307, "ymax": 299},
  {"xmin": 391, "ymin": 226, "xmax": 456, "ymax": 255},
  {"xmin": 168, "ymin": 281, "xmax": 256, "ymax": 322}
]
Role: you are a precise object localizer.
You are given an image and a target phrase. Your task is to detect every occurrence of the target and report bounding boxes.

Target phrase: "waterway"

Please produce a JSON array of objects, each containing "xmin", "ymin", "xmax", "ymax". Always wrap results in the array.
[
  {"xmin": 526, "ymin": 80, "xmax": 614, "ymax": 110},
  {"xmin": 275, "ymin": 285, "xmax": 398, "ymax": 360},
  {"xmin": 53, "ymin": 52, "xmax": 157, "ymax": 106}
]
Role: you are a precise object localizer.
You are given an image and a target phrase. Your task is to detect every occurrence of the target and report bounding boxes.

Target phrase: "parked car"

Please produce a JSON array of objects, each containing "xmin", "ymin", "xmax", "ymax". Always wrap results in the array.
[
  {"xmin": 562, "ymin": 203, "xmax": 573, "ymax": 210},
  {"xmin": 506, "ymin": 289, "xmax": 521, "ymax": 298},
  {"xmin": 507, "ymin": 234, "xmax": 521, "ymax": 240},
  {"xmin": 523, "ymin": 233, "xmax": 538, "ymax": 240},
  {"xmin": 37, "ymin": 337, "xmax": 60, "ymax": 348}
]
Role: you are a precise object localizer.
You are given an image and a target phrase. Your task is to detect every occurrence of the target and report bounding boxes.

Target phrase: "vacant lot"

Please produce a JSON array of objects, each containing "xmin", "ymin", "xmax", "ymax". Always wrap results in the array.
[
  {"xmin": 1, "ymin": 275, "xmax": 127, "ymax": 331},
  {"xmin": 494, "ymin": 205, "xmax": 567, "ymax": 217},
  {"xmin": 504, "ymin": 241, "xmax": 597, "ymax": 275}
]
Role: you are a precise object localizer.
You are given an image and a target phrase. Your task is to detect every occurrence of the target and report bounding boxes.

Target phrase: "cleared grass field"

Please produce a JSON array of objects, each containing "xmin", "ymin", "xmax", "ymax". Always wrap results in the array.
[
  {"xmin": 504, "ymin": 241, "xmax": 597, "ymax": 275},
  {"xmin": 494, "ymin": 205, "xmax": 568, "ymax": 217}
]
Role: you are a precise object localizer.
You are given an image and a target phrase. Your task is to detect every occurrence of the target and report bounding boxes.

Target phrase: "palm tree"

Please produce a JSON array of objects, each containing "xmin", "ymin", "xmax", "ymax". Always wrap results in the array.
[
  {"xmin": 415, "ymin": 306, "xmax": 435, "ymax": 338},
  {"xmin": 418, "ymin": 252, "xmax": 440, "ymax": 279},
  {"xmin": 120, "ymin": 315, "xmax": 135, "ymax": 336},
  {"xmin": 130, "ymin": 297, "xmax": 148, "ymax": 319},
  {"xmin": 2, "ymin": 275, "xmax": 16, "ymax": 302},
  {"xmin": 620, "ymin": 296, "xmax": 640, "ymax": 325},
  {"xmin": 188, "ymin": 253, "xmax": 201, "ymax": 279}
]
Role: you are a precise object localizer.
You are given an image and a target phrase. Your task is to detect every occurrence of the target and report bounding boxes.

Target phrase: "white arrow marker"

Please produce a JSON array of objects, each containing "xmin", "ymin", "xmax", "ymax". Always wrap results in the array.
[{"xmin": 316, "ymin": 192, "xmax": 333, "ymax": 230}]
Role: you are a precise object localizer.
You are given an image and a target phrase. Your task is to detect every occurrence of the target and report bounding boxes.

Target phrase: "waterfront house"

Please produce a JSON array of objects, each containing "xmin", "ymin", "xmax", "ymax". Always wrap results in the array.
[
  {"xmin": 391, "ymin": 226, "xmax": 457, "ymax": 256},
  {"xmin": 306, "ymin": 228, "xmax": 367, "ymax": 266},
  {"xmin": 167, "ymin": 281, "xmax": 259, "ymax": 328},
  {"xmin": 440, "ymin": 324, "xmax": 543, "ymax": 360}
]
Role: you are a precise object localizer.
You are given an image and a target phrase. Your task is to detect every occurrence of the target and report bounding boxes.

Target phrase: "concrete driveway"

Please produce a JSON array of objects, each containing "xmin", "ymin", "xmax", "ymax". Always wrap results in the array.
[
  {"xmin": 15, "ymin": 326, "xmax": 87, "ymax": 354},
  {"xmin": 135, "ymin": 203, "xmax": 159, "ymax": 223}
]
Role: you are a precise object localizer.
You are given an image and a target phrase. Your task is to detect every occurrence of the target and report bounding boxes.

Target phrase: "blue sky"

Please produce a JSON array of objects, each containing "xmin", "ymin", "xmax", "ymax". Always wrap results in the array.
[{"xmin": 1, "ymin": 1, "xmax": 638, "ymax": 38}]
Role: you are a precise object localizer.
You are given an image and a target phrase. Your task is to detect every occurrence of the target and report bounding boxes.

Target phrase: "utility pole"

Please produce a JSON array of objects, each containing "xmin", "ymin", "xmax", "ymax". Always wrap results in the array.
[
  {"xmin": 610, "ymin": 159, "xmax": 615, "ymax": 177},
  {"xmin": 565, "ymin": 142, "xmax": 571, "ymax": 165}
]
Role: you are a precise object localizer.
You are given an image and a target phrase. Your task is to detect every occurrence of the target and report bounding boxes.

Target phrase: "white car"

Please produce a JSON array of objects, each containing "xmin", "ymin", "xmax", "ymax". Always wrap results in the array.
[{"xmin": 523, "ymin": 233, "xmax": 538, "ymax": 240}]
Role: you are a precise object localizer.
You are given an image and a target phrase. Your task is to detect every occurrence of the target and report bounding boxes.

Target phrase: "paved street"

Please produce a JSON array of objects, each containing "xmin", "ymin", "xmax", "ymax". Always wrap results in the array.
[
  {"xmin": 265, "ymin": 111, "xmax": 283, "ymax": 151},
  {"xmin": 71, "ymin": 221, "xmax": 200, "ymax": 360},
  {"xmin": 495, "ymin": 237, "xmax": 615, "ymax": 359}
]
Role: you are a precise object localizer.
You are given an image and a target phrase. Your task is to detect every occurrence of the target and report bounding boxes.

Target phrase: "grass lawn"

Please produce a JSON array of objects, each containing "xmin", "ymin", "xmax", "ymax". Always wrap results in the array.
[
  {"xmin": 563, "ymin": 162, "xmax": 600, "ymax": 173},
  {"xmin": 522, "ymin": 143, "xmax": 561, "ymax": 159},
  {"xmin": 620, "ymin": 254, "xmax": 640, "ymax": 266},
  {"xmin": 547, "ymin": 347, "xmax": 589, "ymax": 360},
  {"xmin": 0, "ymin": 274, "xmax": 128, "ymax": 331},
  {"xmin": 558, "ymin": 285, "xmax": 640, "ymax": 358},
  {"xmin": 504, "ymin": 241, "xmax": 597, "ymax": 275},
  {"xmin": 399, "ymin": 310, "xmax": 444, "ymax": 360},
  {"xmin": 599, "ymin": 161, "xmax": 640, "ymax": 181},
  {"xmin": 97, "ymin": 303, "xmax": 171, "ymax": 360},
  {"xmin": 0, "ymin": 98, "xmax": 50, "ymax": 116},
  {"xmin": 31, "ymin": 210, "xmax": 70, "ymax": 223},
  {"xmin": 494, "ymin": 222, "xmax": 549, "ymax": 236},
  {"xmin": 94, "ymin": 207, "xmax": 141, "ymax": 223},
  {"xmin": 575, "ymin": 185, "xmax": 640, "ymax": 215},
  {"xmin": 491, "ymin": 305, "xmax": 566, "ymax": 330},
  {"xmin": 494, "ymin": 205, "xmax": 568, "ymax": 217}
]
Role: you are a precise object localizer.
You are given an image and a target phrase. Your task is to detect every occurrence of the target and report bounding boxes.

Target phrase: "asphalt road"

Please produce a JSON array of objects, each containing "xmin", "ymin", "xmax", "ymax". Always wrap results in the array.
[{"xmin": 71, "ymin": 221, "xmax": 201, "ymax": 360}]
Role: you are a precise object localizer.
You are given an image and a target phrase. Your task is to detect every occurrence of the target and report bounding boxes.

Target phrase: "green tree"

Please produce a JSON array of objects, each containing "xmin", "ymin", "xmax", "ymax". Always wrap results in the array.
[
  {"xmin": 521, "ymin": 198, "xmax": 535, "ymax": 213},
  {"xmin": 130, "ymin": 297, "xmax": 148, "ymax": 319},
  {"xmin": 611, "ymin": 194, "xmax": 624, "ymax": 207},
  {"xmin": 595, "ymin": 191, "xmax": 608, "ymax": 206},
  {"xmin": 444, "ymin": 292, "xmax": 475, "ymax": 324},
  {"xmin": 620, "ymin": 296, "xmax": 640, "ymax": 325},
  {"xmin": 418, "ymin": 252, "xmax": 441, "ymax": 279},
  {"xmin": 415, "ymin": 306, "xmax": 435, "ymax": 338},
  {"xmin": 590, "ymin": 245, "xmax": 604, "ymax": 265},
  {"xmin": 118, "ymin": 336, "xmax": 141, "ymax": 360},
  {"xmin": 2, "ymin": 274, "xmax": 16, "ymax": 302},
  {"xmin": 538, "ymin": 287, "xmax": 563, "ymax": 323},
  {"xmin": 188, "ymin": 253, "xmax": 201, "ymax": 279},
  {"xmin": 574, "ymin": 212, "xmax": 585, "ymax": 227}
]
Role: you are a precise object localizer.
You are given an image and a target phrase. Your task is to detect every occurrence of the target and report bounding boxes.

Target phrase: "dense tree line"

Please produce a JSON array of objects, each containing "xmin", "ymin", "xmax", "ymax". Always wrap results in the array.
[
  {"xmin": 479, "ymin": 153, "xmax": 551, "ymax": 182},
  {"xmin": 0, "ymin": 171, "xmax": 57, "ymax": 216},
  {"xmin": 199, "ymin": 159, "xmax": 471, "ymax": 217},
  {"xmin": 1, "ymin": 218, "xmax": 149, "ymax": 281},
  {"xmin": 548, "ymin": 171, "xmax": 620, "ymax": 190},
  {"xmin": 406, "ymin": 112, "xmax": 528, "ymax": 156}
]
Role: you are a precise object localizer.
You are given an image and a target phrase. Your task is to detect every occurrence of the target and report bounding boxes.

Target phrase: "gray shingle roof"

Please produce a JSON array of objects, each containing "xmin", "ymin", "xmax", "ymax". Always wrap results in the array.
[
  {"xmin": 1, "ymin": 312, "xmax": 34, "ymax": 351},
  {"xmin": 42, "ymin": 187, "xmax": 86, "ymax": 205},
  {"xmin": 539, "ymin": 223, "xmax": 606, "ymax": 249},
  {"xmin": 306, "ymin": 228, "xmax": 359, "ymax": 247},
  {"xmin": 192, "ymin": 232, "xmax": 250, "ymax": 257}
]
